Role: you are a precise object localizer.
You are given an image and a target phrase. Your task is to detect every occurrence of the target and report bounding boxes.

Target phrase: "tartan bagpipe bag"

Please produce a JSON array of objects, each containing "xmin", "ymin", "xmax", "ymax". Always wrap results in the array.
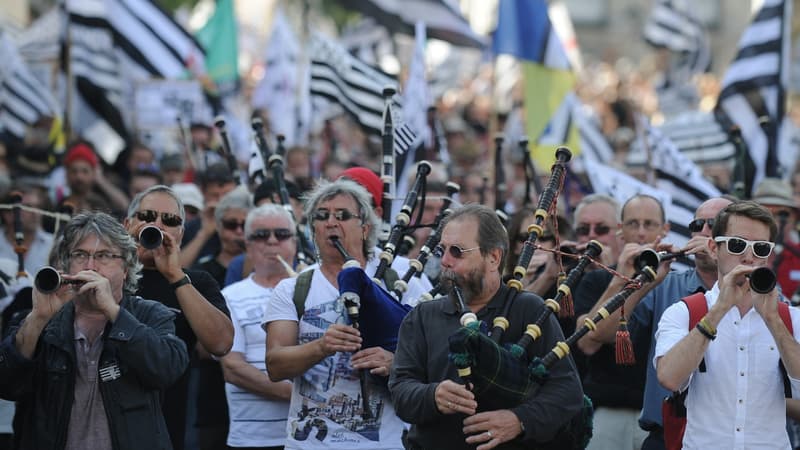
[{"xmin": 447, "ymin": 309, "xmax": 593, "ymax": 449}]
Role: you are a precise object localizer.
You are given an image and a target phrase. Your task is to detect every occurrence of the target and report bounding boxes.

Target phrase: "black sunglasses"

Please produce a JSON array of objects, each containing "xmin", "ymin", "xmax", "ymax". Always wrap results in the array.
[
  {"xmin": 221, "ymin": 219, "xmax": 246, "ymax": 231},
  {"xmin": 135, "ymin": 209, "xmax": 183, "ymax": 227},
  {"xmin": 312, "ymin": 209, "xmax": 359, "ymax": 222},
  {"xmin": 248, "ymin": 228, "xmax": 294, "ymax": 242},
  {"xmin": 433, "ymin": 244, "xmax": 480, "ymax": 259},
  {"xmin": 575, "ymin": 223, "xmax": 611, "ymax": 237},
  {"xmin": 688, "ymin": 218, "xmax": 715, "ymax": 233}
]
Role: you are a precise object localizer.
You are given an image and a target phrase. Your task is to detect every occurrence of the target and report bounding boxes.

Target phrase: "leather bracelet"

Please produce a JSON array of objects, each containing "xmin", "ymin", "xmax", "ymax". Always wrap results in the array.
[
  {"xmin": 169, "ymin": 274, "xmax": 192, "ymax": 291},
  {"xmin": 695, "ymin": 321, "xmax": 716, "ymax": 341}
]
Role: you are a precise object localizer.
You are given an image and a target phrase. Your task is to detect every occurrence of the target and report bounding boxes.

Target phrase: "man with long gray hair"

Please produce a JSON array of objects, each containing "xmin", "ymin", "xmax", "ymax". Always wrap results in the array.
[{"xmin": 0, "ymin": 211, "xmax": 189, "ymax": 450}]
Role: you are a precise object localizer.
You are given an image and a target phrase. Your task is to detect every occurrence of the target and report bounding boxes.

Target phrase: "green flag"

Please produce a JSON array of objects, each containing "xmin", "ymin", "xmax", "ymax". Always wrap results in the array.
[{"xmin": 196, "ymin": 0, "xmax": 238, "ymax": 94}]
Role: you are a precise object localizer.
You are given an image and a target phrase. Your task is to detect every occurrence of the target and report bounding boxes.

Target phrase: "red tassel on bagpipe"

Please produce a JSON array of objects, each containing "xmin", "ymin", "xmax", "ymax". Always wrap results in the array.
[{"xmin": 615, "ymin": 305, "xmax": 636, "ymax": 366}]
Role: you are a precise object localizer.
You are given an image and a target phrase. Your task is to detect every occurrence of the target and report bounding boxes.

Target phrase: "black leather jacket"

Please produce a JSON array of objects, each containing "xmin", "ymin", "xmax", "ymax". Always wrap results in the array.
[{"xmin": 0, "ymin": 294, "xmax": 188, "ymax": 450}]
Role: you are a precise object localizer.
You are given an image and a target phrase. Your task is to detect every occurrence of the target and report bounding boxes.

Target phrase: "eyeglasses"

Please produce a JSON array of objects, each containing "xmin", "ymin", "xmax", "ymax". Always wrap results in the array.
[
  {"xmin": 688, "ymin": 218, "xmax": 715, "ymax": 233},
  {"xmin": 69, "ymin": 250, "xmax": 124, "ymax": 265},
  {"xmin": 575, "ymin": 223, "xmax": 611, "ymax": 237},
  {"xmin": 248, "ymin": 228, "xmax": 294, "ymax": 242},
  {"xmin": 714, "ymin": 236, "xmax": 775, "ymax": 258},
  {"xmin": 433, "ymin": 244, "xmax": 480, "ymax": 259},
  {"xmin": 135, "ymin": 209, "xmax": 183, "ymax": 227},
  {"xmin": 622, "ymin": 219, "xmax": 662, "ymax": 231},
  {"xmin": 221, "ymin": 219, "xmax": 246, "ymax": 231},
  {"xmin": 312, "ymin": 209, "xmax": 360, "ymax": 222}
]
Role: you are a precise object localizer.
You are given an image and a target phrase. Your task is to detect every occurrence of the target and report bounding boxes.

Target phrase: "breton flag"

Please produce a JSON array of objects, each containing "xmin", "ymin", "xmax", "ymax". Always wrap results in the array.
[
  {"xmin": 643, "ymin": 0, "xmax": 711, "ymax": 78},
  {"xmin": 493, "ymin": 0, "xmax": 577, "ymax": 170},
  {"xmin": 308, "ymin": 33, "xmax": 425, "ymax": 160},
  {"xmin": 537, "ymin": 93, "xmax": 614, "ymax": 167},
  {"xmin": 64, "ymin": 0, "xmax": 208, "ymax": 158},
  {"xmin": 714, "ymin": 0, "xmax": 792, "ymax": 193},
  {"xmin": 336, "ymin": 0, "xmax": 486, "ymax": 48},
  {"xmin": 0, "ymin": 33, "xmax": 62, "ymax": 142},
  {"xmin": 626, "ymin": 121, "xmax": 722, "ymax": 209}
]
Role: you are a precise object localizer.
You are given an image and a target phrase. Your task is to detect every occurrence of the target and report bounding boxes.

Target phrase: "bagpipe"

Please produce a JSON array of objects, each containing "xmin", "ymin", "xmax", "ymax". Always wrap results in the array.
[
  {"xmin": 392, "ymin": 181, "xmax": 459, "ymax": 299},
  {"xmin": 214, "ymin": 116, "xmax": 243, "ymax": 185},
  {"xmin": 379, "ymin": 86, "xmax": 397, "ymax": 247},
  {"xmin": 262, "ymin": 130, "xmax": 316, "ymax": 269},
  {"xmin": 330, "ymin": 237, "xmax": 411, "ymax": 419},
  {"xmin": 374, "ymin": 160, "xmax": 432, "ymax": 281},
  {"xmin": 444, "ymin": 148, "xmax": 661, "ymax": 449}
]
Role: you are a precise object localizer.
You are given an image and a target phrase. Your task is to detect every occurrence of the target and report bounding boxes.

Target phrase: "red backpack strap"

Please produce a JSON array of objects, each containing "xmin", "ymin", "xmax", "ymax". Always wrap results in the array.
[
  {"xmin": 681, "ymin": 292, "xmax": 708, "ymax": 372},
  {"xmin": 778, "ymin": 302, "xmax": 793, "ymax": 335}
]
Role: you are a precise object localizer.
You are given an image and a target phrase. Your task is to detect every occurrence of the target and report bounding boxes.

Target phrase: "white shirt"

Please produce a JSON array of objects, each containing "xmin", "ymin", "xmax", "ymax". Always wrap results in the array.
[
  {"xmin": 655, "ymin": 282, "xmax": 800, "ymax": 450},
  {"xmin": 262, "ymin": 261, "xmax": 408, "ymax": 450},
  {"xmin": 222, "ymin": 276, "xmax": 290, "ymax": 448}
]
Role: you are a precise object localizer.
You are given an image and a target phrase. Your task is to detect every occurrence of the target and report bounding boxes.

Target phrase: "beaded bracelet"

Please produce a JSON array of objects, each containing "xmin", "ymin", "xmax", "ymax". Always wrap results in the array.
[{"xmin": 695, "ymin": 320, "xmax": 716, "ymax": 341}]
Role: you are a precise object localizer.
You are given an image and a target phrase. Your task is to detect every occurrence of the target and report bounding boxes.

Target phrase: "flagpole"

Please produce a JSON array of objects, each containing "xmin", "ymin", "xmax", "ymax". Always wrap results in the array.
[{"xmin": 64, "ymin": 9, "xmax": 73, "ymax": 143}]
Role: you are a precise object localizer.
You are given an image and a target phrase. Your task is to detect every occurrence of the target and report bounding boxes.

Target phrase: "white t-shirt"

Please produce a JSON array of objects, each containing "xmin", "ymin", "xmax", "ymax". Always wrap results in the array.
[
  {"xmin": 262, "ymin": 264, "xmax": 406, "ymax": 450},
  {"xmin": 222, "ymin": 276, "xmax": 290, "ymax": 448}
]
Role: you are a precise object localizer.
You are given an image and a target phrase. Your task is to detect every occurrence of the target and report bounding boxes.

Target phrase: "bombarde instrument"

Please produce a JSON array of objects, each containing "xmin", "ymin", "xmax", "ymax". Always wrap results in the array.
[
  {"xmin": 331, "ymin": 236, "xmax": 412, "ymax": 419},
  {"xmin": 393, "ymin": 181, "xmax": 459, "ymax": 298},
  {"xmin": 139, "ymin": 225, "xmax": 163, "ymax": 250},
  {"xmin": 213, "ymin": 116, "xmax": 242, "ymax": 185},
  {"xmin": 34, "ymin": 266, "xmax": 84, "ymax": 294},
  {"xmin": 379, "ymin": 85, "xmax": 397, "ymax": 246},
  {"xmin": 374, "ymin": 161, "xmax": 432, "ymax": 281},
  {"xmin": 269, "ymin": 134, "xmax": 315, "ymax": 268},
  {"xmin": 749, "ymin": 266, "xmax": 777, "ymax": 294}
]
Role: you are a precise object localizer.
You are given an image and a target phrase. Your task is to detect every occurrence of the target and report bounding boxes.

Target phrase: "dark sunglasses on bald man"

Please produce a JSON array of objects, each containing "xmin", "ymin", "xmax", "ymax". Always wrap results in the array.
[
  {"xmin": 688, "ymin": 218, "xmax": 715, "ymax": 233},
  {"xmin": 433, "ymin": 244, "xmax": 480, "ymax": 259},
  {"xmin": 135, "ymin": 209, "xmax": 183, "ymax": 227},
  {"xmin": 248, "ymin": 228, "xmax": 294, "ymax": 242}
]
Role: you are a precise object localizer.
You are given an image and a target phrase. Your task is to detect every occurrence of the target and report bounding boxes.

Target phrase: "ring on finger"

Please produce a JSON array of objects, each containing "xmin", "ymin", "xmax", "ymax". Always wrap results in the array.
[
  {"xmin": 447, "ymin": 401, "xmax": 453, "ymax": 409},
  {"xmin": 486, "ymin": 431, "xmax": 493, "ymax": 439}
]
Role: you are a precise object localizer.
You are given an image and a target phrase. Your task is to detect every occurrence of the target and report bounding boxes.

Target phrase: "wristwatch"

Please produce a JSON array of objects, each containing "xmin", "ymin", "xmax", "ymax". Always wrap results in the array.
[{"xmin": 169, "ymin": 274, "xmax": 192, "ymax": 291}]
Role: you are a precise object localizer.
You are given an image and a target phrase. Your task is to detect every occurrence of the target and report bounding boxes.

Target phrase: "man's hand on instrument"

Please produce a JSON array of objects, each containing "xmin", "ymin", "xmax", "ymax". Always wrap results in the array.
[
  {"xmin": 351, "ymin": 346, "xmax": 393, "ymax": 376},
  {"xmin": 434, "ymin": 379, "xmax": 476, "ymax": 415},
  {"xmin": 463, "ymin": 409, "xmax": 524, "ymax": 450},
  {"xmin": 319, "ymin": 323, "xmax": 361, "ymax": 356},
  {"xmin": 682, "ymin": 234, "xmax": 711, "ymax": 257}
]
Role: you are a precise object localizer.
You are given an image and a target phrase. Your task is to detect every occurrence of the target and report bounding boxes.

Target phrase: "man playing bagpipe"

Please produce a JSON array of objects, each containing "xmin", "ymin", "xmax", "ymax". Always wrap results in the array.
[
  {"xmin": 389, "ymin": 204, "xmax": 584, "ymax": 450},
  {"xmin": 264, "ymin": 178, "xmax": 427, "ymax": 450}
]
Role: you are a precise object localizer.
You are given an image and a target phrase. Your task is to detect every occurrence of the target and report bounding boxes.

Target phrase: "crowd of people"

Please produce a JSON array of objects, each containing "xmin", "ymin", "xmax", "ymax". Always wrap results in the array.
[{"xmin": 0, "ymin": 41, "xmax": 800, "ymax": 449}]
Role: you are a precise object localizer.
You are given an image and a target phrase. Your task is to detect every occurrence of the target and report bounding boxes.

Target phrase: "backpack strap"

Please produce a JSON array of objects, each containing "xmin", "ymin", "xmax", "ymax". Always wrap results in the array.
[
  {"xmin": 291, "ymin": 267, "xmax": 403, "ymax": 320},
  {"xmin": 293, "ymin": 269, "xmax": 314, "ymax": 320},
  {"xmin": 681, "ymin": 292, "xmax": 709, "ymax": 373},
  {"xmin": 777, "ymin": 301, "xmax": 794, "ymax": 397}
]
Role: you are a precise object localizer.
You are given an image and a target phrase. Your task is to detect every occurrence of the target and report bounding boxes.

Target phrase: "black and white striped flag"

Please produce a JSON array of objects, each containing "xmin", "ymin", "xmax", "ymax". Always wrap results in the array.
[
  {"xmin": 643, "ymin": 0, "xmax": 711, "ymax": 77},
  {"xmin": 0, "ymin": 33, "xmax": 61, "ymax": 141},
  {"xmin": 309, "ymin": 33, "xmax": 402, "ymax": 137},
  {"xmin": 714, "ymin": 0, "xmax": 792, "ymax": 192}
]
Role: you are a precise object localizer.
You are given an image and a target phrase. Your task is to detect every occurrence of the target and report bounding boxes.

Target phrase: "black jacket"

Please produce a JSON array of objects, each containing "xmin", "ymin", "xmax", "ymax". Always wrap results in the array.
[{"xmin": 0, "ymin": 294, "xmax": 189, "ymax": 450}]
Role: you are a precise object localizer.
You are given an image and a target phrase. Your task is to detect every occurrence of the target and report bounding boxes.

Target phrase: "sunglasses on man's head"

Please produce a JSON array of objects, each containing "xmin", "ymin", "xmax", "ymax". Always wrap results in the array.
[
  {"xmin": 714, "ymin": 236, "xmax": 775, "ymax": 258},
  {"xmin": 688, "ymin": 218, "xmax": 715, "ymax": 233},
  {"xmin": 248, "ymin": 228, "xmax": 293, "ymax": 242},
  {"xmin": 433, "ymin": 244, "xmax": 480, "ymax": 259},
  {"xmin": 312, "ymin": 209, "xmax": 359, "ymax": 222},
  {"xmin": 221, "ymin": 219, "xmax": 246, "ymax": 231},
  {"xmin": 135, "ymin": 209, "xmax": 183, "ymax": 227},
  {"xmin": 575, "ymin": 223, "xmax": 611, "ymax": 237}
]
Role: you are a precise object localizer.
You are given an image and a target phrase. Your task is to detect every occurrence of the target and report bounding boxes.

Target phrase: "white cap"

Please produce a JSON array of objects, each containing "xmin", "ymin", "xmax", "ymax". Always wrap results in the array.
[{"xmin": 171, "ymin": 183, "xmax": 204, "ymax": 211}]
